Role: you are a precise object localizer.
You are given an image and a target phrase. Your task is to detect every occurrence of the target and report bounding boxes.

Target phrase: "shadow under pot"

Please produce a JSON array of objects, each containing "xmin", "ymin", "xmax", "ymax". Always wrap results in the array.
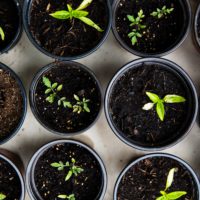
[
  {"xmin": 30, "ymin": 61, "xmax": 102, "ymax": 135},
  {"xmin": 0, "ymin": 62, "xmax": 27, "ymax": 145},
  {"xmin": 26, "ymin": 139, "xmax": 107, "ymax": 200},
  {"xmin": 114, "ymin": 153, "xmax": 200, "ymax": 200},
  {"xmin": 23, "ymin": 0, "xmax": 112, "ymax": 60},
  {"xmin": 0, "ymin": 153, "xmax": 25, "ymax": 200},
  {"xmin": 0, "ymin": 0, "xmax": 22, "ymax": 54},
  {"xmin": 105, "ymin": 58, "xmax": 198, "ymax": 151},
  {"xmin": 112, "ymin": 0, "xmax": 191, "ymax": 57},
  {"xmin": 194, "ymin": 3, "xmax": 200, "ymax": 50}
]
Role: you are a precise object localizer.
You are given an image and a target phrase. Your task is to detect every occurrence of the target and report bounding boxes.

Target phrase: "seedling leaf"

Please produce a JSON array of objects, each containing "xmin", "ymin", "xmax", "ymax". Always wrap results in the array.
[
  {"xmin": 72, "ymin": 10, "xmax": 89, "ymax": 18},
  {"xmin": 43, "ymin": 77, "xmax": 51, "ymax": 88},
  {"xmin": 146, "ymin": 92, "xmax": 160, "ymax": 103},
  {"xmin": 163, "ymin": 95, "xmax": 186, "ymax": 103},
  {"xmin": 65, "ymin": 170, "xmax": 73, "ymax": 181},
  {"xmin": 165, "ymin": 168, "xmax": 176, "ymax": 191},
  {"xmin": 50, "ymin": 10, "xmax": 70, "ymax": 20},
  {"xmin": 0, "ymin": 193, "xmax": 6, "ymax": 200},
  {"xmin": 156, "ymin": 101, "xmax": 165, "ymax": 121},
  {"xmin": 142, "ymin": 102, "xmax": 154, "ymax": 110},
  {"xmin": 76, "ymin": 0, "xmax": 92, "ymax": 11},
  {"xmin": 79, "ymin": 17, "xmax": 103, "ymax": 32},
  {"xmin": 166, "ymin": 191, "xmax": 187, "ymax": 199},
  {"xmin": 0, "ymin": 27, "xmax": 5, "ymax": 41}
]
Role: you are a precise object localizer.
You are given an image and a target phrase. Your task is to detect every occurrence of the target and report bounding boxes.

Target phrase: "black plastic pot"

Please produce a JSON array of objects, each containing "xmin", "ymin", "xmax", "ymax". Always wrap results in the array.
[
  {"xmin": 29, "ymin": 61, "xmax": 102, "ymax": 136},
  {"xmin": 26, "ymin": 139, "xmax": 107, "ymax": 200},
  {"xmin": 112, "ymin": 0, "xmax": 191, "ymax": 57},
  {"xmin": 0, "ymin": 0, "xmax": 22, "ymax": 55},
  {"xmin": 194, "ymin": 3, "xmax": 200, "ymax": 49},
  {"xmin": 114, "ymin": 153, "xmax": 200, "ymax": 200},
  {"xmin": 105, "ymin": 58, "xmax": 198, "ymax": 151},
  {"xmin": 0, "ymin": 153, "xmax": 25, "ymax": 200},
  {"xmin": 23, "ymin": 0, "xmax": 112, "ymax": 60},
  {"xmin": 0, "ymin": 62, "xmax": 27, "ymax": 145}
]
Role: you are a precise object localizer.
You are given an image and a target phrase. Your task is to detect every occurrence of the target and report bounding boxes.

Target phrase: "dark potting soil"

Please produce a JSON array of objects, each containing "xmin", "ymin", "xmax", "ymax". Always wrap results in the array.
[
  {"xmin": 109, "ymin": 63, "xmax": 190, "ymax": 147},
  {"xmin": 0, "ymin": 0, "xmax": 20, "ymax": 52},
  {"xmin": 0, "ymin": 157, "xmax": 22, "ymax": 200},
  {"xmin": 197, "ymin": 11, "xmax": 200, "ymax": 42},
  {"xmin": 29, "ymin": 0, "xmax": 109, "ymax": 57},
  {"xmin": 115, "ymin": 0, "xmax": 184, "ymax": 54},
  {"xmin": 117, "ymin": 157, "xmax": 197, "ymax": 200},
  {"xmin": 34, "ymin": 143, "xmax": 103, "ymax": 200},
  {"xmin": 0, "ymin": 69, "xmax": 23, "ymax": 141},
  {"xmin": 34, "ymin": 62, "xmax": 101, "ymax": 133}
]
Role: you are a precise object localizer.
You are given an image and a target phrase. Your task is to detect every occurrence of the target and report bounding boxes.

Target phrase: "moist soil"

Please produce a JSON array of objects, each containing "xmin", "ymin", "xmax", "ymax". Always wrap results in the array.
[
  {"xmin": 117, "ymin": 157, "xmax": 197, "ymax": 200},
  {"xmin": 29, "ymin": 0, "xmax": 109, "ymax": 57},
  {"xmin": 34, "ymin": 62, "xmax": 101, "ymax": 133},
  {"xmin": 0, "ymin": 157, "xmax": 22, "ymax": 200},
  {"xmin": 34, "ymin": 143, "xmax": 103, "ymax": 200},
  {"xmin": 115, "ymin": 0, "xmax": 184, "ymax": 54},
  {"xmin": 109, "ymin": 63, "xmax": 190, "ymax": 147},
  {"xmin": 197, "ymin": 10, "xmax": 200, "ymax": 42},
  {"xmin": 0, "ymin": 0, "xmax": 20, "ymax": 52},
  {"xmin": 0, "ymin": 69, "xmax": 23, "ymax": 142}
]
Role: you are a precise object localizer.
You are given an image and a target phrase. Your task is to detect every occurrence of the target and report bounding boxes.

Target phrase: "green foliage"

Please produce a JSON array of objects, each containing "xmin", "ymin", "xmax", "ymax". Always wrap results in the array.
[
  {"xmin": 73, "ymin": 94, "xmax": 90, "ymax": 114},
  {"xmin": 151, "ymin": 6, "xmax": 174, "ymax": 19},
  {"xmin": 0, "ymin": 193, "xmax": 6, "ymax": 200},
  {"xmin": 0, "ymin": 27, "xmax": 5, "ymax": 41},
  {"xmin": 142, "ymin": 92, "xmax": 186, "ymax": 121},
  {"xmin": 49, "ymin": 0, "xmax": 103, "ymax": 32},
  {"xmin": 156, "ymin": 168, "xmax": 187, "ymax": 200},
  {"xmin": 58, "ymin": 194, "xmax": 75, "ymax": 200},
  {"xmin": 127, "ymin": 10, "xmax": 146, "ymax": 45}
]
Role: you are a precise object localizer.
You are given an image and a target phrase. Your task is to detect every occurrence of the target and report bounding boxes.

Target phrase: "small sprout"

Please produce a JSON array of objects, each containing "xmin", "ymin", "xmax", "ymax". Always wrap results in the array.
[
  {"xmin": 58, "ymin": 194, "xmax": 75, "ymax": 200},
  {"xmin": 156, "ymin": 168, "xmax": 187, "ymax": 200},
  {"xmin": 50, "ymin": 0, "xmax": 103, "ymax": 32},
  {"xmin": 142, "ymin": 92, "xmax": 186, "ymax": 121},
  {"xmin": 127, "ymin": 9, "xmax": 146, "ymax": 45},
  {"xmin": 151, "ymin": 6, "xmax": 174, "ymax": 19},
  {"xmin": 0, "ymin": 193, "xmax": 6, "ymax": 200},
  {"xmin": 73, "ymin": 94, "xmax": 90, "ymax": 114},
  {"xmin": 0, "ymin": 27, "xmax": 5, "ymax": 41}
]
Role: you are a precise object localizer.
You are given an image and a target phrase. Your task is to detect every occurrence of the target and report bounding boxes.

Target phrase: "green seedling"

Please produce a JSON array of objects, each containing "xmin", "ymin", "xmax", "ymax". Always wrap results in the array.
[
  {"xmin": 142, "ymin": 92, "xmax": 186, "ymax": 121},
  {"xmin": 58, "ymin": 194, "xmax": 75, "ymax": 200},
  {"xmin": 51, "ymin": 158, "xmax": 84, "ymax": 181},
  {"xmin": 0, "ymin": 27, "xmax": 5, "ymax": 41},
  {"xmin": 49, "ymin": 0, "xmax": 103, "ymax": 32},
  {"xmin": 156, "ymin": 168, "xmax": 187, "ymax": 200},
  {"xmin": 127, "ymin": 9, "xmax": 146, "ymax": 45},
  {"xmin": 151, "ymin": 6, "xmax": 174, "ymax": 19},
  {"xmin": 0, "ymin": 193, "xmax": 6, "ymax": 200},
  {"xmin": 73, "ymin": 94, "xmax": 90, "ymax": 114}
]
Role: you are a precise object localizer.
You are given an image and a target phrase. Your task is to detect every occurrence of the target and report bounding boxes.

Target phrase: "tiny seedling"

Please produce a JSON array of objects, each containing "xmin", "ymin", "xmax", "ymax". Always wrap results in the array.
[
  {"xmin": 58, "ymin": 194, "xmax": 75, "ymax": 200},
  {"xmin": 156, "ymin": 168, "xmax": 187, "ymax": 200},
  {"xmin": 51, "ymin": 158, "xmax": 84, "ymax": 181},
  {"xmin": 151, "ymin": 6, "xmax": 174, "ymax": 19},
  {"xmin": 0, "ymin": 193, "xmax": 6, "ymax": 200},
  {"xmin": 142, "ymin": 92, "xmax": 186, "ymax": 121},
  {"xmin": 0, "ymin": 27, "xmax": 5, "ymax": 41},
  {"xmin": 127, "ymin": 9, "xmax": 146, "ymax": 45},
  {"xmin": 49, "ymin": 0, "xmax": 103, "ymax": 32},
  {"xmin": 73, "ymin": 94, "xmax": 90, "ymax": 114}
]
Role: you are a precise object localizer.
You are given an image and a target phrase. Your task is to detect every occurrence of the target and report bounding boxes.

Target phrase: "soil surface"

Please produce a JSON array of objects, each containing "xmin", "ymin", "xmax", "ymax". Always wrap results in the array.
[
  {"xmin": 34, "ymin": 62, "xmax": 101, "ymax": 133},
  {"xmin": 34, "ymin": 143, "xmax": 103, "ymax": 200},
  {"xmin": 0, "ymin": 0, "xmax": 20, "ymax": 52},
  {"xmin": 29, "ymin": 0, "xmax": 109, "ymax": 57},
  {"xmin": 117, "ymin": 157, "xmax": 198, "ymax": 200},
  {"xmin": 197, "ymin": 10, "xmax": 200, "ymax": 42},
  {"xmin": 0, "ymin": 157, "xmax": 22, "ymax": 200},
  {"xmin": 115, "ymin": 0, "xmax": 184, "ymax": 54},
  {"xmin": 0, "ymin": 69, "xmax": 23, "ymax": 142},
  {"xmin": 109, "ymin": 63, "xmax": 191, "ymax": 147}
]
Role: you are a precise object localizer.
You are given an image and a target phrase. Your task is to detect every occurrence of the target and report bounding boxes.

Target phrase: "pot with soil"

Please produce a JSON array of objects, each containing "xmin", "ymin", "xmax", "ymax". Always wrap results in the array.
[
  {"xmin": 30, "ymin": 61, "xmax": 102, "ymax": 135},
  {"xmin": 23, "ymin": 0, "xmax": 111, "ymax": 60},
  {"xmin": 26, "ymin": 139, "xmax": 107, "ymax": 200},
  {"xmin": 194, "ymin": 3, "xmax": 200, "ymax": 49},
  {"xmin": 0, "ymin": 0, "xmax": 22, "ymax": 54},
  {"xmin": 112, "ymin": 0, "xmax": 191, "ymax": 57},
  {"xmin": 105, "ymin": 58, "xmax": 198, "ymax": 151},
  {"xmin": 0, "ymin": 153, "xmax": 25, "ymax": 200},
  {"xmin": 0, "ymin": 62, "xmax": 27, "ymax": 144},
  {"xmin": 114, "ymin": 153, "xmax": 200, "ymax": 200}
]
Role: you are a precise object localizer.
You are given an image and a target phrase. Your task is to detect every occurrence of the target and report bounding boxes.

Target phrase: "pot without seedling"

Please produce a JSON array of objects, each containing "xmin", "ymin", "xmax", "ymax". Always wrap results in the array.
[
  {"xmin": 0, "ymin": 153, "xmax": 25, "ymax": 200},
  {"xmin": 105, "ymin": 58, "xmax": 198, "ymax": 151},
  {"xmin": 112, "ymin": 0, "xmax": 191, "ymax": 57},
  {"xmin": 23, "ymin": 0, "xmax": 112, "ymax": 60},
  {"xmin": 0, "ymin": 62, "xmax": 27, "ymax": 145},
  {"xmin": 114, "ymin": 153, "xmax": 200, "ymax": 200},
  {"xmin": 30, "ymin": 61, "xmax": 102, "ymax": 136},
  {"xmin": 26, "ymin": 139, "xmax": 107, "ymax": 200},
  {"xmin": 0, "ymin": 0, "xmax": 22, "ymax": 55}
]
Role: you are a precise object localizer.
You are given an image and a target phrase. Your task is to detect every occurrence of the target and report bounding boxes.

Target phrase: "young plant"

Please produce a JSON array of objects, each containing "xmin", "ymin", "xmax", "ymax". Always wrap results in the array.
[
  {"xmin": 73, "ymin": 94, "xmax": 90, "ymax": 114},
  {"xmin": 156, "ymin": 168, "xmax": 187, "ymax": 200},
  {"xmin": 142, "ymin": 92, "xmax": 186, "ymax": 121},
  {"xmin": 127, "ymin": 9, "xmax": 146, "ymax": 45},
  {"xmin": 49, "ymin": 0, "xmax": 103, "ymax": 32},
  {"xmin": 58, "ymin": 194, "xmax": 75, "ymax": 200},
  {"xmin": 0, "ymin": 193, "xmax": 6, "ymax": 200},
  {"xmin": 51, "ymin": 158, "xmax": 84, "ymax": 181},
  {"xmin": 0, "ymin": 27, "xmax": 5, "ymax": 41},
  {"xmin": 151, "ymin": 6, "xmax": 174, "ymax": 19}
]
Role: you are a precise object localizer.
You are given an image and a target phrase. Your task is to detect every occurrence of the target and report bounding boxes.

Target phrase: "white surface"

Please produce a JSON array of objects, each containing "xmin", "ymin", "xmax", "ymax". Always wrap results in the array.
[{"xmin": 0, "ymin": 1, "xmax": 200, "ymax": 199}]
